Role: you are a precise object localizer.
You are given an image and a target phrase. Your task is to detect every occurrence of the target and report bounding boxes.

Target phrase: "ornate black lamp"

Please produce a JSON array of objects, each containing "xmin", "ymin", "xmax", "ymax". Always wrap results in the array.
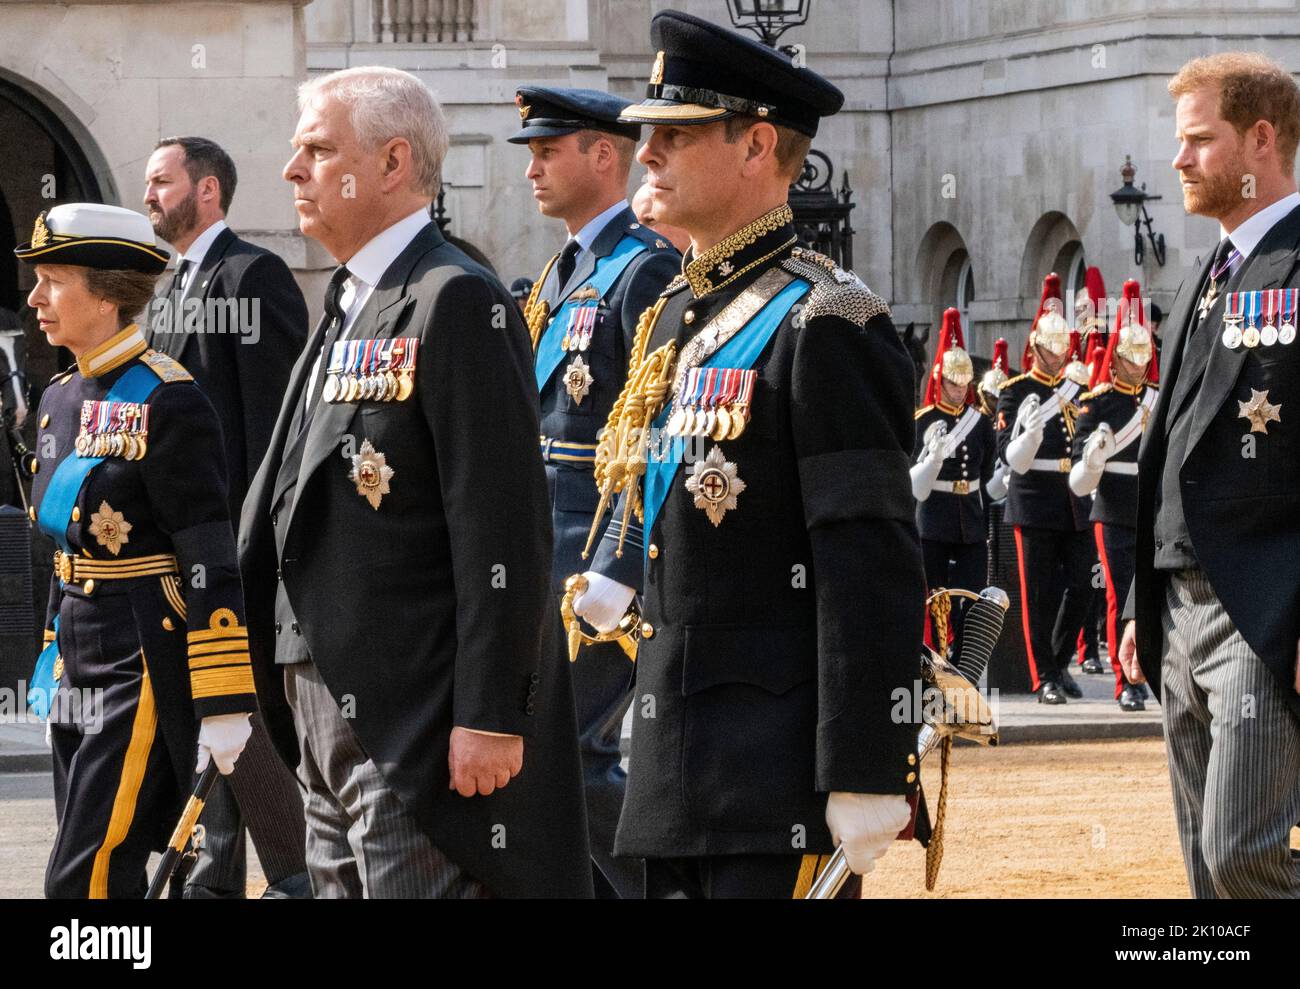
[{"xmin": 1110, "ymin": 155, "xmax": 1166, "ymax": 266}]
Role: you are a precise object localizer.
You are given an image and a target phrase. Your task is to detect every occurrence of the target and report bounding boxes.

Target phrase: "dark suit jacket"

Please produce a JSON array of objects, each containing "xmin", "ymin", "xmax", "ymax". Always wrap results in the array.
[
  {"xmin": 238, "ymin": 222, "xmax": 592, "ymax": 897},
  {"xmin": 148, "ymin": 226, "xmax": 308, "ymax": 517},
  {"xmin": 1127, "ymin": 203, "xmax": 1300, "ymax": 719}
]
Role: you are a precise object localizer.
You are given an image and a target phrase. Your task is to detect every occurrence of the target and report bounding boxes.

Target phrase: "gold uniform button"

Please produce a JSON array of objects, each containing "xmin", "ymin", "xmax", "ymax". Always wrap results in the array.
[
  {"xmin": 907, "ymin": 753, "xmax": 917, "ymax": 766},
  {"xmin": 162, "ymin": 617, "xmax": 175, "ymax": 631},
  {"xmin": 29, "ymin": 460, "xmax": 38, "ymax": 475},
  {"xmin": 906, "ymin": 771, "xmax": 917, "ymax": 784},
  {"xmin": 28, "ymin": 506, "xmax": 36, "ymax": 521},
  {"xmin": 40, "ymin": 414, "xmax": 50, "ymax": 428},
  {"xmin": 648, "ymin": 544, "xmax": 659, "ymax": 559},
  {"xmin": 640, "ymin": 621, "xmax": 655, "ymax": 639},
  {"xmin": 684, "ymin": 310, "xmax": 695, "ymax": 324},
  {"xmin": 83, "ymin": 579, "xmax": 96, "ymax": 594},
  {"xmin": 71, "ymin": 507, "xmax": 80, "ymax": 522}
]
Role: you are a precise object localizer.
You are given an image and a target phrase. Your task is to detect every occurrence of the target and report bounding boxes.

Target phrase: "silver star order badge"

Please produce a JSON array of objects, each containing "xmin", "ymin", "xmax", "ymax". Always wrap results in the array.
[
  {"xmin": 685, "ymin": 444, "xmax": 746, "ymax": 527},
  {"xmin": 1238, "ymin": 388, "xmax": 1282, "ymax": 434},
  {"xmin": 564, "ymin": 355, "xmax": 594, "ymax": 405},
  {"xmin": 349, "ymin": 439, "xmax": 394, "ymax": 510}
]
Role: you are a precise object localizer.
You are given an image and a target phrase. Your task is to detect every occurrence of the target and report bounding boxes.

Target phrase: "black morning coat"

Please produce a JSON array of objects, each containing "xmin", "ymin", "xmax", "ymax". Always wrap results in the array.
[
  {"xmin": 239, "ymin": 222, "xmax": 593, "ymax": 896},
  {"xmin": 1126, "ymin": 203, "xmax": 1300, "ymax": 720},
  {"xmin": 590, "ymin": 210, "xmax": 927, "ymax": 859}
]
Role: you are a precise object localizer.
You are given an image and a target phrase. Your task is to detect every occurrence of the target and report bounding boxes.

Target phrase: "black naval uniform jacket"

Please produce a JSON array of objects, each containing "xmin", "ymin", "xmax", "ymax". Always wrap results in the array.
[
  {"xmin": 33, "ymin": 326, "xmax": 258, "ymax": 796},
  {"xmin": 1071, "ymin": 381, "xmax": 1155, "ymax": 527},
  {"xmin": 995, "ymin": 368, "xmax": 1091, "ymax": 531},
  {"xmin": 1126, "ymin": 203, "xmax": 1300, "ymax": 719},
  {"xmin": 148, "ymin": 226, "xmax": 308, "ymax": 518},
  {"xmin": 537, "ymin": 206, "xmax": 679, "ymax": 591},
  {"xmin": 239, "ymin": 222, "xmax": 592, "ymax": 897},
  {"xmin": 912, "ymin": 401, "xmax": 996, "ymax": 544},
  {"xmin": 591, "ymin": 209, "xmax": 926, "ymax": 858}
]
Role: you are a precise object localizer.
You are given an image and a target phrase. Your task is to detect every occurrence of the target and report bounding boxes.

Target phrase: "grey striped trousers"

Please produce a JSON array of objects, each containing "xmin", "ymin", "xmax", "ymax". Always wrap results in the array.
[
  {"xmin": 1160, "ymin": 569, "xmax": 1300, "ymax": 898},
  {"xmin": 284, "ymin": 662, "xmax": 489, "ymax": 899}
]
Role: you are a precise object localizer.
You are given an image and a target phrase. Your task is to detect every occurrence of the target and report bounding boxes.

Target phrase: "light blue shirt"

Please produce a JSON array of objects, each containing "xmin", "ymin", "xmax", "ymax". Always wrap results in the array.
[{"xmin": 564, "ymin": 199, "xmax": 629, "ymax": 264}]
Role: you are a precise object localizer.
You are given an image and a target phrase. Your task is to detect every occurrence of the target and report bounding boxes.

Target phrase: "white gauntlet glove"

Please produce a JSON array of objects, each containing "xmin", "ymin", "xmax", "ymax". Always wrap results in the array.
[
  {"xmin": 197, "ymin": 713, "xmax": 252, "ymax": 775},
  {"xmin": 1070, "ymin": 424, "xmax": 1114, "ymax": 496},
  {"xmin": 825, "ymin": 792, "xmax": 912, "ymax": 876},
  {"xmin": 571, "ymin": 572, "xmax": 636, "ymax": 634},
  {"xmin": 986, "ymin": 462, "xmax": 1010, "ymax": 501}
]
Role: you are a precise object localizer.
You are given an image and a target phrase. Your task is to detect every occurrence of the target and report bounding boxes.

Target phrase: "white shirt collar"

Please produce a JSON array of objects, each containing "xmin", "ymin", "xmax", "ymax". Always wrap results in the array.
[
  {"xmin": 1220, "ymin": 191, "xmax": 1300, "ymax": 261},
  {"xmin": 181, "ymin": 218, "xmax": 228, "ymax": 268},
  {"xmin": 571, "ymin": 200, "xmax": 628, "ymax": 254},
  {"xmin": 344, "ymin": 207, "xmax": 433, "ymax": 289}
]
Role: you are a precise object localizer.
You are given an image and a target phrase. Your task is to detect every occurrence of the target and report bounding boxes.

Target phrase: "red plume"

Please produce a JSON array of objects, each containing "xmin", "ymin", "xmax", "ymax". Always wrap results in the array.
[
  {"xmin": 1023, "ymin": 272, "xmax": 1062, "ymax": 371},
  {"xmin": 924, "ymin": 307, "xmax": 972, "ymax": 406},
  {"xmin": 1095, "ymin": 278, "xmax": 1159, "ymax": 386},
  {"xmin": 992, "ymin": 337, "xmax": 1010, "ymax": 374}
]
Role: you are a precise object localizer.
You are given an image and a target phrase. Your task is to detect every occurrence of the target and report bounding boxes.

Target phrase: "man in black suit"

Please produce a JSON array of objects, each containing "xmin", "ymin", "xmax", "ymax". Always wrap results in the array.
[
  {"xmin": 240, "ymin": 65, "xmax": 590, "ymax": 897},
  {"xmin": 1119, "ymin": 52, "xmax": 1300, "ymax": 898},
  {"xmin": 143, "ymin": 136, "xmax": 310, "ymax": 898},
  {"xmin": 509, "ymin": 86, "xmax": 679, "ymax": 898}
]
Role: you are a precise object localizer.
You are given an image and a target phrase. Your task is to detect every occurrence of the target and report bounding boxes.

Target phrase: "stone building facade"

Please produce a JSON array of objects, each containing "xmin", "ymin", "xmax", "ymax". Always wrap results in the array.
[{"xmin": 2, "ymin": 0, "xmax": 1298, "ymax": 368}]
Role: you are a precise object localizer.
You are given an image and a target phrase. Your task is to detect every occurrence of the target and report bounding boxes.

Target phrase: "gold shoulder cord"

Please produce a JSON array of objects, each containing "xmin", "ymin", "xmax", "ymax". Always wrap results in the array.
[
  {"xmin": 524, "ymin": 252, "xmax": 560, "ymax": 351},
  {"xmin": 582, "ymin": 297, "xmax": 676, "ymax": 561}
]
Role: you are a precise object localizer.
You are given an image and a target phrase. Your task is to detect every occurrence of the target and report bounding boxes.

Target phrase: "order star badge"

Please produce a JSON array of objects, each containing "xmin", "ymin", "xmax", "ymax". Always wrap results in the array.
[
  {"xmin": 564, "ymin": 355, "xmax": 594, "ymax": 405},
  {"xmin": 89, "ymin": 501, "xmax": 131, "ymax": 556},
  {"xmin": 685, "ymin": 444, "xmax": 746, "ymax": 527},
  {"xmin": 349, "ymin": 439, "xmax": 394, "ymax": 510},
  {"xmin": 1237, "ymin": 388, "xmax": 1281, "ymax": 434}
]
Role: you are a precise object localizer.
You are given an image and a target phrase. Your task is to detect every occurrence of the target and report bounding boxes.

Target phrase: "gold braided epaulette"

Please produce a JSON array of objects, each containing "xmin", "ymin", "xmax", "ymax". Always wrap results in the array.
[
  {"xmin": 914, "ymin": 405, "xmax": 935, "ymax": 420},
  {"xmin": 1079, "ymin": 383, "xmax": 1112, "ymax": 401},
  {"xmin": 998, "ymin": 372, "xmax": 1029, "ymax": 391}
]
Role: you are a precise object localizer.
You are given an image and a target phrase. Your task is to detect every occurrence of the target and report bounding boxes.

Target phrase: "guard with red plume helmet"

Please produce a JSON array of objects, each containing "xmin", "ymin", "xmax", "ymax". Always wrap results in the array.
[
  {"xmin": 1068, "ymin": 278, "xmax": 1159, "ymax": 712},
  {"xmin": 911, "ymin": 308, "xmax": 997, "ymax": 659},
  {"xmin": 995, "ymin": 273, "xmax": 1094, "ymax": 704}
]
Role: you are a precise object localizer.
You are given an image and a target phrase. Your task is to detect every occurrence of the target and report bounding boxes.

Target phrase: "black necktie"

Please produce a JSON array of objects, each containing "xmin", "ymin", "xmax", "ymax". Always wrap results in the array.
[
  {"xmin": 169, "ymin": 259, "xmax": 191, "ymax": 299},
  {"xmin": 556, "ymin": 239, "xmax": 581, "ymax": 291},
  {"xmin": 293, "ymin": 265, "xmax": 350, "ymax": 433}
]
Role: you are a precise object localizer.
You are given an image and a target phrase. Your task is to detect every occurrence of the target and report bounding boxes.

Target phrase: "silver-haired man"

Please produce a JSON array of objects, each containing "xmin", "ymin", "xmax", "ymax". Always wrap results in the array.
[{"xmin": 239, "ymin": 66, "xmax": 592, "ymax": 898}]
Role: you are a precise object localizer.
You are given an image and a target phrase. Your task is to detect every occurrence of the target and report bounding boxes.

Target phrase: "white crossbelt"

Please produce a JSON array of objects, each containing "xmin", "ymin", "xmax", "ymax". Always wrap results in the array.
[
  {"xmin": 1110, "ymin": 388, "xmax": 1158, "ymax": 456},
  {"xmin": 1103, "ymin": 461, "xmax": 1139, "ymax": 475},
  {"xmin": 1029, "ymin": 458, "xmax": 1072, "ymax": 473},
  {"xmin": 931, "ymin": 478, "xmax": 982, "ymax": 494}
]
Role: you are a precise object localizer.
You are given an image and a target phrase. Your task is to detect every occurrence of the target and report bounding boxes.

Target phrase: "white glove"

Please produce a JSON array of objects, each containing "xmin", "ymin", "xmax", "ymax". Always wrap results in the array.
[
  {"xmin": 1013, "ymin": 393, "xmax": 1041, "ymax": 431},
  {"xmin": 44, "ymin": 719, "xmax": 52, "ymax": 749},
  {"xmin": 1005, "ymin": 426, "xmax": 1043, "ymax": 474},
  {"xmin": 909, "ymin": 455, "xmax": 944, "ymax": 502},
  {"xmin": 1083, "ymin": 422, "xmax": 1116, "ymax": 470},
  {"xmin": 197, "ymin": 713, "xmax": 252, "ymax": 775},
  {"xmin": 826, "ymin": 792, "xmax": 912, "ymax": 876},
  {"xmin": 987, "ymin": 462, "xmax": 1010, "ymax": 500},
  {"xmin": 571, "ymin": 571, "xmax": 636, "ymax": 634}
]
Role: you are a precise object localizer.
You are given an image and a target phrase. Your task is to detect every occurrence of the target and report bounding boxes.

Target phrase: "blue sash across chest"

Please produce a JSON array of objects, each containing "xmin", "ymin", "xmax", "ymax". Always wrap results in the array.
[
  {"xmin": 534, "ymin": 235, "xmax": 647, "ymax": 391},
  {"xmin": 640, "ymin": 277, "xmax": 809, "ymax": 557}
]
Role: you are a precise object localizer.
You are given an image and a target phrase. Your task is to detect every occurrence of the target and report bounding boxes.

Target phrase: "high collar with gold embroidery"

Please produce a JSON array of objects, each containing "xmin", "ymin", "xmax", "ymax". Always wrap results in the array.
[
  {"xmin": 936, "ymin": 399, "xmax": 966, "ymax": 417},
  {"xmin": 682, "ymin": 203, "xmax": 796, "ymax": 298},
  {"xmin": 1112, "ymin": 377, "xmax": 1145, "ymax": 396},
  {"xmin": 77, "ymin": 323, "xmax": 148, "ymax": 378},
  {"xmin": 1029, "ymin": 366, "xmax": 1062, "ymax": 387}
]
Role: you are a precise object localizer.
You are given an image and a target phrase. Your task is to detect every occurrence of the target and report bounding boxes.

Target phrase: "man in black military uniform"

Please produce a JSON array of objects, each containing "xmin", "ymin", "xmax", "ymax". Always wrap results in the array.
[
  {"xmin": 912, "ymin": 308, "xmax": 996, "ymax": 656},
  {"xmin": 508, "ymin": 87, "xmax": 679, "ymax": 898},
  {"xmin": 143, "ymin": 135, "xmax": 310, "ymax": 899},
  {"xmin": 1070, "ymin": 279, "xmax": 1157, "ymax": 711},
  {"xmin": 571, "ymin": 10, "xmax": 926, "ymax": 898},
  {"xmin": 996, "ymin": 273, "xmax": 1093, "ymax": 703}
]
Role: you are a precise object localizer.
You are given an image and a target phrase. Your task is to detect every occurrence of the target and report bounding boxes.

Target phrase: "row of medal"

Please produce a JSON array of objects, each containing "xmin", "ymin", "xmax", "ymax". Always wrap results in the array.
[
  {"xmin": 323, "ymin": 337, "xmax": 419, "ymax": 403},
  {"xmin": 1221, "ymin": 289, "xmax": 1299, "ymax": 350},
  {"xmin": 76, "ymin": 399, "xmax": 150, "ymax": 460},
  {"xmin": 664, "ymin": 367, "xmax": 757, "ymax": 441},
  {"xmin": 560, "ymin": 300, "xmax": 600, "ymax": 353}
]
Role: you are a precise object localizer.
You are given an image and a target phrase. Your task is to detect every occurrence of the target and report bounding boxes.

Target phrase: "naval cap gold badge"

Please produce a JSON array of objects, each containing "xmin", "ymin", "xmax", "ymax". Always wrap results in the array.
[
  {"xmin": 685, "ymin": 444, "xmax": 745, "ymax": 527},
  {"xmin": 349, "ymin": 439, "xmax": 394, "ymax": 510},
  {"xmin": 31, "ymin": 211, "xmax": 50, "ymax": 249}
]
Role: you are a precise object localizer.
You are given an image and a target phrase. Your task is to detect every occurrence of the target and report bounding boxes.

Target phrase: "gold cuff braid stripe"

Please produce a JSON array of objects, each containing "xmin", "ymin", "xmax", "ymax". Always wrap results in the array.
[
  {"xmin": 190, "ymin": 665, "xmax": 256, "ymax": 699},
  {"xmin": 189, "ymin": 652, "xmax": 251, "ymax": 670}
]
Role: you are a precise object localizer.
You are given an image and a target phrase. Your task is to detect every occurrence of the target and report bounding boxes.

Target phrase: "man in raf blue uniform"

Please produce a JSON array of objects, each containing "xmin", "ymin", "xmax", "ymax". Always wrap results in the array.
[
  {"xmin": 569, "ymin": 10, "xmax": 926, "ymax": 898},
  {"xmin": 509, "ymin": 86, "xmax": 679, "ymax": 898},
  {"xmin": 1069, "ymin": 279, "xmax": 1158, "ymax": 711}
]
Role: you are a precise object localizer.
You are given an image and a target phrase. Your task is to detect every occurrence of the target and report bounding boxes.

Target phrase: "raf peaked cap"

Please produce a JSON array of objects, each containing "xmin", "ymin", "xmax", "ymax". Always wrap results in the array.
[
  {"xmin": 619, "ymin": 9, "xmax": 844, "ymax": 137},
  {"xmin": 14, "ymin": 203, "xmax": 170, "ymax": 274},
  {"xmin": 508, "ymin": 86, "xmax": 642, "ymax": 144}
]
